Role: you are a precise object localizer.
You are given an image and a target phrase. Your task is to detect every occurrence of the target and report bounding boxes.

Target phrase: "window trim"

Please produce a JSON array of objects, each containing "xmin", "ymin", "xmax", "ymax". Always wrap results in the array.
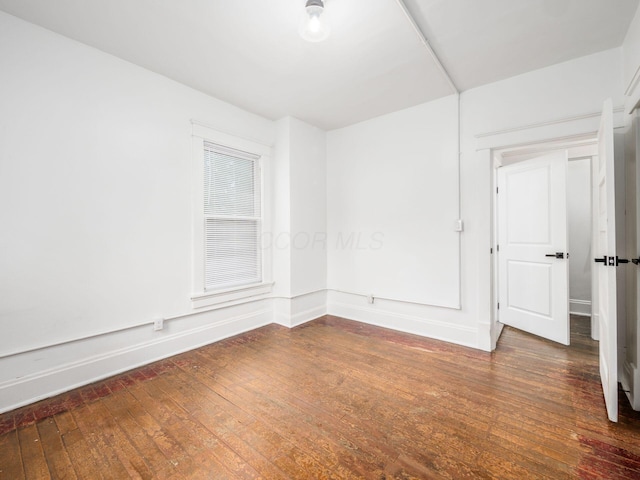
[{"xmin": 191, "ymin": 121, "xmax": 273, "ymax": 308}]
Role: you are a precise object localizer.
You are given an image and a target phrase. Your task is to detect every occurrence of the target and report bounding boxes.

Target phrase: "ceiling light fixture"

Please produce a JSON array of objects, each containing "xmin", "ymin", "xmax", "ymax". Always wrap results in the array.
[{"xmin": 299, "ymin": 0, "xmax": 331, "ymax": 43}]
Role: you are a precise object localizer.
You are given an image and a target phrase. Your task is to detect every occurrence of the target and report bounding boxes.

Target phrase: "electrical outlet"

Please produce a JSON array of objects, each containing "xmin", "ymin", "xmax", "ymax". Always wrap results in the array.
[{"xmin": 153, "ymin": 318, "xmax": 164, "ymax": 331}]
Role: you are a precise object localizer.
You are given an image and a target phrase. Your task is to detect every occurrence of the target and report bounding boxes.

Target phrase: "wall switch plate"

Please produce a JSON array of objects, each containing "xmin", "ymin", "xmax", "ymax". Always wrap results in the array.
[{"xmin": 153, "ymin": 318, "xmax": 164, "ymax": 331}]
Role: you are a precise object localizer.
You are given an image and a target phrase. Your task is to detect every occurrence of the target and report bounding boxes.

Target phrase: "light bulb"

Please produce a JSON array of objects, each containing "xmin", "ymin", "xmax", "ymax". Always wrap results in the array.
[
  {"xmin": 299, "ymin": 0, "xmax": 331, "ymax": 42},
  {"xmin": 309, "ymin": 15, "xmax": 321, "ymax": 33}
]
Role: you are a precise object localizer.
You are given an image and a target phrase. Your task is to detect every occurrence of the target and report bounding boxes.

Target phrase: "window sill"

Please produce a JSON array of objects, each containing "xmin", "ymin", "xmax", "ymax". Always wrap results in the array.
[{"xmin": 191, "ymin": 282, "xmax": 274, "ymax": 309}]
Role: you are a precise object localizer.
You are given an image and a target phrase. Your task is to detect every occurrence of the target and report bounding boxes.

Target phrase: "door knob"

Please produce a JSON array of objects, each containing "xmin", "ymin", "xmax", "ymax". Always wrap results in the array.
[
  {"xmin": 594, "ymin": 256, "xmax": 607, "ymax": 263},
  {"xmin": 545, "ymin": 252, "xmax": 564, "ymax": 259}
]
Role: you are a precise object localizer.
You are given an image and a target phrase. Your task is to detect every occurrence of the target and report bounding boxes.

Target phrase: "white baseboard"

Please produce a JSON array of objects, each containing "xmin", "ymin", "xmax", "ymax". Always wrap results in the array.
[
  {"xmin": 1, "ymin": 287, "xmax": 484, "ymax": 414},
  {"xmin": 327, "ymin": 291, "xmax": 477, "ymax": 349},
  {"xmin": 273, "ymin": 290, "xmax": 327, "ymax": 328},
  {"xmin": 622, "ymin": 360, "xmax": 640, "ymax": 411},
  {"xmin": 0, "ymin": 302, "xmax": 272, "ymax": 414},
  {"xmin": 569, "ymin": 299, "xmax": 591, "ymax": 317}
]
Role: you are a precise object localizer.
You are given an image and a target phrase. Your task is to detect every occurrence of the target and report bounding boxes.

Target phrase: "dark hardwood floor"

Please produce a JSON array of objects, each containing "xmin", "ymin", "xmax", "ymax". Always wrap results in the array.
[{"xmin": 1, "ymin": 315, "xmax": 640, "ymax": 479}]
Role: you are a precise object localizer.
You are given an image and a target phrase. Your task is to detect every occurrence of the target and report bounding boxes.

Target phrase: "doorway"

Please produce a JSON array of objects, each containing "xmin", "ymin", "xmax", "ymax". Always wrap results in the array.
[
  {"xmin": 493, "ymin": 138, "xmax": 598, "ymax": 346},
  {"xmin": 568, "ymin": 156, "xmax": 594, "ymax": 323},
  {"xmin": 486, "ymin": 99, "xmax": 622, "ymax": 422}
]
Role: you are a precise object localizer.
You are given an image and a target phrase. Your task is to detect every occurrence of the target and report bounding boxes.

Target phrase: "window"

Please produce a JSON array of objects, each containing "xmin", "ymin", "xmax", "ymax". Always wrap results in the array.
[
  {"xmin": 203, "ymin": 142, "xmax": 261, "ymax": 290},
  {"xmin": 191, "ymin": 122, "xmax": 272, "ymax": 308}
]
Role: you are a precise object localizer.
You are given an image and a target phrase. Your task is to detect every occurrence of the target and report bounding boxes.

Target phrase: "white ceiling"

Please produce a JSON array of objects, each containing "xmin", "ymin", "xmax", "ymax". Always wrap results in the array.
[
  {"xmin": 404, "ymin": 0, "xmax": 640, "ymax": 91},
  {"xmin": 0, "ymin": 0, "xmax": 638, "ymax": 130}
]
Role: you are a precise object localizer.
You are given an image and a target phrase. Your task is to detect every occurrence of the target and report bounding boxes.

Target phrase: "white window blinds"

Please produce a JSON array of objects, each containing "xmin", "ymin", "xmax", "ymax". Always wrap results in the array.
[{"xmin": 203, "ymin": 142, "xmax": 262, "ymax": 290}]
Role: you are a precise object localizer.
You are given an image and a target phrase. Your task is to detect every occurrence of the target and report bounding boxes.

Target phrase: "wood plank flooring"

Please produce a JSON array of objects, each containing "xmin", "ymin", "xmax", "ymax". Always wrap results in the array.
[{"xmin": 1, "ymin": 315, "xmax": 640, "ymax": 479}]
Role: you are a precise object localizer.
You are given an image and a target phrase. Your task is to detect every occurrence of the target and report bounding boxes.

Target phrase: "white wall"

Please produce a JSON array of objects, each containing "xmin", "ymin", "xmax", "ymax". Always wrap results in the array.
[
  {"xmin": 327, "ymin": 95, "xmax": 459, "ymax": 307},
  {"xmin": 326, "ymin": 48, "xmax": 624, "ymax": 351},
  {"xmin": 568, "ymin": 158, "xmax": 592, "ymax": 316},
  {"xmin": 272, "ymin": 118, "xmax": 293, "ymax": 297},
  {"xmin": 623, "ymin": 5, "xmax": 640, "ymax": 111},
  {"xmin": 326, "ymin": 95, "xmax": 477, "ymax": 347},
  {"xmin": 272, "ymin": 117, "xmax": 327, "ymax": 327},
  {"xmin": 0, "ymin": 11, "xmax": 278, "ymax": 412},
  {"xmin": 463, "ymin": 50, "xmax": 624, "ymax": 140},
  {"xmin": 289, "ymin": 118, "xmax": 327, "ymax": 297}
]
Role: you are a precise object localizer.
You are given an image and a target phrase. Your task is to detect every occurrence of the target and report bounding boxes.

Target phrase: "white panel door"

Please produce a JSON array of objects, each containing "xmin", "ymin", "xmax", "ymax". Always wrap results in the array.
[
  {"xmin": 595, "ymin": 98, "xmax": 618, "ymax": 422},
  {"xmin": 498, "ymin": 151, "xmax": 569, "ymax": 345}
]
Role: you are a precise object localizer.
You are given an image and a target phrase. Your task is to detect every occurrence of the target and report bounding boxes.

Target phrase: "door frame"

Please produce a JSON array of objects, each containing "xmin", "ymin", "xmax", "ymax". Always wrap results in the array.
[
  {"xmin": 489, "ymin": 134, "xmax": 598, "ymax": 347},
  {"xmin": 475, "ymin": 106, "xmax": 625, "ymax": 352}
]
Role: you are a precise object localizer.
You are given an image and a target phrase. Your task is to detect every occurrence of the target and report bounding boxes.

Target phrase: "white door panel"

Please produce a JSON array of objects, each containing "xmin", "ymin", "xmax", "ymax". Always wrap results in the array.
[
  {"xmin": 596, "ymin": 98, "xmax": 618, "ymax": 422},
  {"xmin": 507, "ymin": 261, "xmax": 552, "ymax": 316},
  {"xmin": 498, "ymin": 151, "xmax": 569, "ymax": 345}
]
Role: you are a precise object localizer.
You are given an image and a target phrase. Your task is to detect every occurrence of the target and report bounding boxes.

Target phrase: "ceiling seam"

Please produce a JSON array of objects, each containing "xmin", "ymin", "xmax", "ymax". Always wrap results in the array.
[{"xmin": 392, "ymin": 0, "xmax": 459, "ymax": 94}]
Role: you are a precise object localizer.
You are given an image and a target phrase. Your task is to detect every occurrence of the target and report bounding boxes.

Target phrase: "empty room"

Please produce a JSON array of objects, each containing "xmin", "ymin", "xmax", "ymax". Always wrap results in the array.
[{"xmin": 3, "ymin": 0, "xmax": 640, "ymax": 478}]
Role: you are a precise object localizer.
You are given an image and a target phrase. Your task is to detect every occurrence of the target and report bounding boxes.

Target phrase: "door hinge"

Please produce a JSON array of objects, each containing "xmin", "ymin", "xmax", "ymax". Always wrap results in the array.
[
  {"xmin": 490, "ymin": 247, "xmax": 493, "ymax": 254},
  {"xmin": 497, "ymin": 302, "xmax": 500, "ymax": 310},
  {"xmin": 496, "ymin": 187, "xmax": 499, "ymax": 194},
  {"xmin": 497, "ymin": 245, "xmax": 500, "ymax": 252}
]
